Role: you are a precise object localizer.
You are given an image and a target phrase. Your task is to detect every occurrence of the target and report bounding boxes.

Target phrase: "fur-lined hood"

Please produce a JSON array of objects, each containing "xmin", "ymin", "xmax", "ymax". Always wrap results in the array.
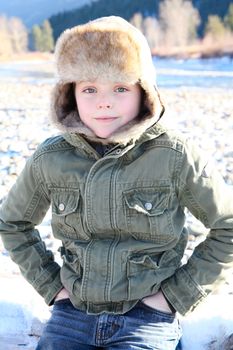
[{"xmin": 51, "ymin": 16, "xmax": 164, "ymax": 145}]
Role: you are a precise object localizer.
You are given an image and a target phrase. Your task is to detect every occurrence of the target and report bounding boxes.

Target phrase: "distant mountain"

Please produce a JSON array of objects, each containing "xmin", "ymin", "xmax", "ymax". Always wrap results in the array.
[
  {"xmin": 0, "ymin": 0, "xmax": 231, "ymax": 35},
  {"xmin": 0, "ymin": 0, "xmax": 98, "ymax": 27},
  {"xmin": 49, "ymin": 0, "xmax": 159, "ymax": 40},
  {"xmin": 49, "ymin": 0, "xmax": 233, "ymax": 40}
]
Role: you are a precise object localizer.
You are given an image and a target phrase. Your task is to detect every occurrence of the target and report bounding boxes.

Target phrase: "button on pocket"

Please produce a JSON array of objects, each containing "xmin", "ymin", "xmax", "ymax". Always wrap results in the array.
[
  {"xmin": 123, "ymin": 186, "xmax": 177, "ymax": 245},
  {"xmin": 58, "ymin": 203, "xmax": 65, "ymax": 212},
  {"xmin": 145, "ymin": 202, "xmax": 152, "ymax": 211}
]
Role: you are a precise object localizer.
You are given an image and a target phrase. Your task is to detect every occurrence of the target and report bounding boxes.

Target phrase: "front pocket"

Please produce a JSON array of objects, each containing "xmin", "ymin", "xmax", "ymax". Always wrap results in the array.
[
  {"xmin": 127, "ymin": 254, "xmax": 160, "ymax": 300},
  {"xmin": 60, "ymin": 252, "xmax": 83, "ymax": 297},
  {"xmin": 60, "ymin": 248, "xmax": 83, "ymax": 277},
  {"xmin": 123, "ymin": 187, "xmax": 175, "ymax": 244},
  {"xmin": 127, "ymin": 251, "xmax": 179, "ymax": 300},
  {"xmin": 51, "ymin": 188, "xmax": 90, "ymax": 240}
]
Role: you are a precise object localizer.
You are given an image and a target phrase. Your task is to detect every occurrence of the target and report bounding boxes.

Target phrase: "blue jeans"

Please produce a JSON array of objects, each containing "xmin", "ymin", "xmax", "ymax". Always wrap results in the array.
[{"xmin": 36, "ymin": 299, "xmax": 182, "ymax": 350}]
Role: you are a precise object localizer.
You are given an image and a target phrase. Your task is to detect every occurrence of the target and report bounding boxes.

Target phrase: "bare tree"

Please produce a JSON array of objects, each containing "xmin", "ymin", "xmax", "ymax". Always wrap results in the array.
[
  {"xmin": 130, "ymin": 14, "xmax": 162, "ymax": 50},
  {"xmin": 8, "ymin": 17, "xmax": 28, "ymax": 53},
  {"xmin": 0, "ymin": 15, "xmax": 28, "ymax": 56},
  {"xmin": 0, "ymin": 15, "xmax": 13, "ymax": 56},
  {"xmin": 159, "ymin": 0, "xmax": 200, "ymax": 47},
  {"xmin": 130, "ymin": 13, "xmax": 144, "ymax": 33},
  {"xmin": 143, "ymin": 17, "xmax": 162, "ymax": 50}
]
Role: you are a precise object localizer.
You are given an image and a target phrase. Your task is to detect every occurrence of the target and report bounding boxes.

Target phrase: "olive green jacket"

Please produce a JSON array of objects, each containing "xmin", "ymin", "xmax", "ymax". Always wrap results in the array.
[{"xmin": 1, "ymin": 124, "xmax": 233, "ymax": 315}]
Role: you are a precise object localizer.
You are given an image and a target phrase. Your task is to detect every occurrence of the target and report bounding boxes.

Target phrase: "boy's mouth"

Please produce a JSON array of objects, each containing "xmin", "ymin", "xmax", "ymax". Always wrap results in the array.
[{"xmin": 95, "ymin": 117, "xmax": 118, "ymax": 122}]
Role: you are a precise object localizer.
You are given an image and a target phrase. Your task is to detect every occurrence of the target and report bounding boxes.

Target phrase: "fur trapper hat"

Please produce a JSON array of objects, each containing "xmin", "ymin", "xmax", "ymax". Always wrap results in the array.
[{"xmin": 51, "ymin": 16, "xmax": 164, "ymax": 144}]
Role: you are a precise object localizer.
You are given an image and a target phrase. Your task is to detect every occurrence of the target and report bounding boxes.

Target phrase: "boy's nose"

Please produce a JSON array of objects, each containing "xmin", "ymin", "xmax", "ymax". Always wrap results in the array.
[
  {"xmin": 97, "ymin": 98, "xmax": 112, "ymax": 109},
  {"xmin": 98, "ymin": 104, "xmax": 111, "ymax": 109}
]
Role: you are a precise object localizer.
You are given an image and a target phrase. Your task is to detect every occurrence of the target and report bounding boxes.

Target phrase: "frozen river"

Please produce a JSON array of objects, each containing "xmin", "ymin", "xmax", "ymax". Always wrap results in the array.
[
  {"xmin": 154, "ymin": 56, "xmax": 233, "ymax": 88},
  {"xmin": 0, "ymin": 56, "xmax": 232, "ymax": 88}
]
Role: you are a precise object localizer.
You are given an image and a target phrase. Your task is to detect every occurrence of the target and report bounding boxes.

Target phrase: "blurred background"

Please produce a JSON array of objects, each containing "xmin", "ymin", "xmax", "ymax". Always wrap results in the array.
[
  {"xmin": 0, "ymin": 0, "xmax": 233, "ymax": 59},
  {"xmin": 0, "ymin": 1, "xmax": 233, "ymax": 349}
]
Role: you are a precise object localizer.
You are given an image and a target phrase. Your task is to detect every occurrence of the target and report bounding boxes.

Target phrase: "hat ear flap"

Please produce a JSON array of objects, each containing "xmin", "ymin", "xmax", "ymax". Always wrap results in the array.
[{"xmin": 52, "ymin": 83, "xmax": 78, "ymax": 126}]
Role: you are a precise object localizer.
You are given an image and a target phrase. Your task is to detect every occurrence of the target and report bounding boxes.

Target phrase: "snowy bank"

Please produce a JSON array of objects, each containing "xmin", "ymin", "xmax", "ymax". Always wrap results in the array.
[
  {"xmin": 0, "ymin": 273, "xmax": 233, "ymax": 349},
  {"xmin": 0, "ymin": 275, "xmax": 50, "ymax": 349},
  {"xmin": 0, "ymin": 67, "xmax": 233, "ymax": 349}
]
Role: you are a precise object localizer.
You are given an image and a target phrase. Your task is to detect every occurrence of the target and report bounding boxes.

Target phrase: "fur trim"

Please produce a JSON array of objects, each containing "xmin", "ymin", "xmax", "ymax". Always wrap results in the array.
[{"xmin": 51, "ymin": 16, "xmax": 165, "ymax": 145}]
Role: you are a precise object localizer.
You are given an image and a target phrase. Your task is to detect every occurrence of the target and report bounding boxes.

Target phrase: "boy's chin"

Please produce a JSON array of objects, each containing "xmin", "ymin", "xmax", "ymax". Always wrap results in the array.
[{"xmin": 94, "ymin": 130, "xmax": 114, "ymax": 139}]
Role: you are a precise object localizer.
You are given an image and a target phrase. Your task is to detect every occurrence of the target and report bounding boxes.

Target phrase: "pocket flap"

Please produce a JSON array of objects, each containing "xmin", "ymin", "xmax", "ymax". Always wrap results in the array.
[
  {"xmin": 51, "ymin": 189, "xmax": 80, "ymax": 216},
  {"xmin": 123, "ymin": 187, "xmax": 170, "ymax": 216},
  {"xmin": 128, "ymin": 254, "xmax": 159, "ymax": 276}
]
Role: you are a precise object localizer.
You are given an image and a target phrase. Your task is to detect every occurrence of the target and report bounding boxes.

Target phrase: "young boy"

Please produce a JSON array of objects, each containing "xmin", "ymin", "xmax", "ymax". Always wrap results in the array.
[{"xmin": 1, "ymin": 16, "xmax": 233, "ymax": 350}]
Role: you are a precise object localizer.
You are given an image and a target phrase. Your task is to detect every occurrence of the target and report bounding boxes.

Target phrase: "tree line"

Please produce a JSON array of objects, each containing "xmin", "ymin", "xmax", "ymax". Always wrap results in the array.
[
  {"xmin": 0, "ymin": 15, "xmax": 28, "ymax": 56},
  {"xmin": 0, "ymin": 17, "xmax": 54, "ymax": 57},
  {"xmin": 130, "ymin": 0, "xmax": 233, "ymax": 52},
  {"xmin": 0, "ymin": 0, "xmax": 233, "ymax": 57}
]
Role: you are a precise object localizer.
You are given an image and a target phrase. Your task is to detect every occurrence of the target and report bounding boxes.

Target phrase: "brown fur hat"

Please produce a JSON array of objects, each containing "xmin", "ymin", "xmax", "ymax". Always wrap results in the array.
[{"xmin": 51, "ymin": 16, "xmax": 164, "ymax": 144}]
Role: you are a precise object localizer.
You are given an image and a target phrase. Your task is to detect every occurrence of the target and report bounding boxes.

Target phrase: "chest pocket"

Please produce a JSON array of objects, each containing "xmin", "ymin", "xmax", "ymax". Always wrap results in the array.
[
  {"xmin": 51, "ymin": 188, "xmax": 90, "ymax": 240},
  {"xmin": 123, "ymin": 186, "xmax": 176, "ymax": 244}
]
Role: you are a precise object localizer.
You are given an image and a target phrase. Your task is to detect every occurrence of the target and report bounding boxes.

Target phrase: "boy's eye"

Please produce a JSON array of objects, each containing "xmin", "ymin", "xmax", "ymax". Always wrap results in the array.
[
  {"xmin": 115, "ymin": 87, "xmax": 128, "ymax": 93},
  {"xmin": 83, "ymin": 87, "xmax": 96, "ymax": 93}
]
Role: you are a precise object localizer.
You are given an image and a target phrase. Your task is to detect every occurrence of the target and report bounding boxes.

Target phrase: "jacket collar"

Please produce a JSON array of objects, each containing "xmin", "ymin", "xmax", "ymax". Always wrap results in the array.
[{"xmin": 63, "ymin": 122, "xmax": 167, "ymax": 153}]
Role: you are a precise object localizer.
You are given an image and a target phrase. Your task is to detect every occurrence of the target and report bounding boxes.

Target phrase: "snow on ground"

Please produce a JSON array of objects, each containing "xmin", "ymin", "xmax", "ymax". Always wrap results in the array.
[
  {"xmin": 1, "ymin": 270, "xmax": 233, "ymax": 349},
  {"xmin": 180, "ymin": 294, "xmax": 233, "ymax": 349},
  {"xmin": 0, "ymin": 274, "xmax": 50, "ymax": 349},
  {"xmin": 0, "ymin": 59, "xmax": 233, "ymax": 349}
]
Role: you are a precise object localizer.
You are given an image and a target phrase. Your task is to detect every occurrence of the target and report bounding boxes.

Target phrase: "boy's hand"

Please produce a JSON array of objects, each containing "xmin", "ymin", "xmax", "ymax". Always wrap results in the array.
[
  {"xmin": 54, "ymin": 288, "xmax": 70, "ymax": 302},
  {"xmin": 142, "ymin": 290, "xmax": 175, "ymax": 314}
]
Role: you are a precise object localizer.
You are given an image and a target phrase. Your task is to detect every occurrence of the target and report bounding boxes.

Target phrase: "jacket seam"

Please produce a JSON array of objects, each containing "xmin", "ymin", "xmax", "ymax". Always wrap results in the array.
[
  {"xmin": 24, "ymin": 188, "xmax": 45, "ymax": 221},
  {"xmin": 182, "ymin": 186, "xmax": 209, "ymax": 225},
  {"xmin": 145, "ymin": 139, "xmax": 184, "ymax": 153},
  {"xmin": 176, "ymin": 141, "xmax": 210, "ymax": 227},
  {"xmin": 33, "ymin": 144, "xmax": 75, "ymax": 161},
  {"xmin": 21, "ymin": 159, "xmax": 48, "ymax": 220},
  {"xmin": 34, "ymin": 156, "xmax": 50, "ymax": 201}
]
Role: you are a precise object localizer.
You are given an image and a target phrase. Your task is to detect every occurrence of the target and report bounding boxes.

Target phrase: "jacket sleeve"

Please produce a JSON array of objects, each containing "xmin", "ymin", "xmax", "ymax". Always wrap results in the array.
[
  {"xmin": 161, "ymin": 139, "xmax": 233, "ymax": 315},
  {"xmin": 0, "ymin": 151, "xmax": 63, "ymax": 305}
]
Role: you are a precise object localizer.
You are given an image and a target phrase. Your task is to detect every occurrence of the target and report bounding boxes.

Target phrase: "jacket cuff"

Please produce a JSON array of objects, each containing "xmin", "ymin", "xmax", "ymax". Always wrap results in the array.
[
  {"xmin": 161, "ymin": 266, "xmax": 207, "ymax": 316},
  {"xmin": 32, "ymin": 264, "xmax": 63, "ymax": 306},
  {"xmin": 46, "ymin": 278, "xmax": 64, "ymax": 306}
]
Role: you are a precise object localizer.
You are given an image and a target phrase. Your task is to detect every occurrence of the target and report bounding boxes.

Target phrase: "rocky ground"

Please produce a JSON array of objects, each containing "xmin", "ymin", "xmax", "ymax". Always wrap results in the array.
[{"xmin": 0, "ymin": 80, "xmax": 233, "ymax": 349}]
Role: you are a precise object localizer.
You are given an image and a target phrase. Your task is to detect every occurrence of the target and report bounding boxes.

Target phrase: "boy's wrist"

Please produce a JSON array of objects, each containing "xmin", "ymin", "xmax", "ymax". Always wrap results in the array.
[
  {"xmin": 142, "ymin": 290, "xmax": 176, "ymax": 314},
  {"xmin": 54, "ymin": 287, "xmax": 69, "ymax": 302}
]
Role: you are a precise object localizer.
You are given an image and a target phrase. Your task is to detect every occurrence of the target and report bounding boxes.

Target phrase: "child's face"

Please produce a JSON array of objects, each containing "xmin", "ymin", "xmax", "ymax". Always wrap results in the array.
[{"xmin": 74, "ymin": 80, "xmax": 142, "ymax": 138}]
